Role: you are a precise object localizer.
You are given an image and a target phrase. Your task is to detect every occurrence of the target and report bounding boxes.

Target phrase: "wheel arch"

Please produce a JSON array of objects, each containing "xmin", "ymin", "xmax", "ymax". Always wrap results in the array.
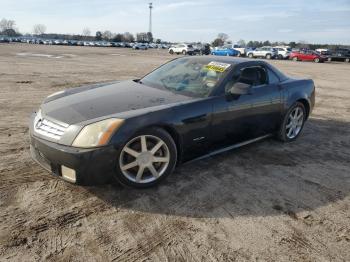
[
  {"xmin": 296, "ymin": 98, "xmax": 310, "ymax": 119},
  {"xmin": 153, "ymin": 124, "xmax": 183, "ymax": 164}
]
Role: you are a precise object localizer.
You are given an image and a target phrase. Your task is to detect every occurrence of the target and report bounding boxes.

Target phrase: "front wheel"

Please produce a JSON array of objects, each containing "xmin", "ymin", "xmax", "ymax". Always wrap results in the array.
[
  {"xmin": 115, "ymin": 128, "xmax": 177, "ymax": 188},
  {"xmin": 292, "ymin": 56, "xmax": 298, "ymax": 61},
  {"xmin": 266, "ymin": 54, "xmax": 272, "ymax": 59},
  {"xmin": 169, "ymin": 49, "xmax": 174, "ymax": 54},
  {"xmin": 182, "ymin": 50, "xmax": 187, "ymax": 55},
  {"xmin": 248, "ymin": 53, "xmax": 254, "ymax": 58},
  {"xmin": 314, "ymin": 58, "xmax": 320, "ymax": 63},
  {"xmin": 345, "ymin": 58, "xmax": 350, "ymax": 63},
  {"xmin": 277, "ymin": 102, "xmax": 306, "ymax": 142}
]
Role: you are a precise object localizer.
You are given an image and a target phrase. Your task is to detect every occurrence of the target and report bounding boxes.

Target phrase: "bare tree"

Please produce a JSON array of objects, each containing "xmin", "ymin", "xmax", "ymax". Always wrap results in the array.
[
  {"xmin": 217, "ymin": 33, "xmax": 229, "ymax": 42},
  {"xmin": 102, "ymin": 30, "xmax": 112, "ymax": 40},
  {"xmin": 123, "ymin": 32, "xmax": 134, "ymax": 42},
  {"xmin": 237, "ymin": 39, "xmax": 246, "ymax": 47},
  {"xmin": 33, "ymin": 24, "xmax": 46, "ymax": 35},
  {"xmin": 0, "ymin": 18, "xmax": 16, "ymax": 32},
  {"xmin": 82, "ymin": 28, "xmax": 91, "ymax": 37}
]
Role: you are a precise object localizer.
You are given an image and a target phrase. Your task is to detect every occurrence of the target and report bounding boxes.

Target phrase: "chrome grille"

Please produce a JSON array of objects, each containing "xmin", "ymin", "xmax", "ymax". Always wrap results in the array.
[{"xmin": 34, "ymin": 117, "xmax": 67, "ymax": 140}]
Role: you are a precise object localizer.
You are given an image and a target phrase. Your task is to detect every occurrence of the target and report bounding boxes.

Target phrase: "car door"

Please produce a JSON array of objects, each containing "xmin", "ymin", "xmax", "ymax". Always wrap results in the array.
[
  {"xmin": 210, "ymin": 62, "xmax": 283, "ymax": 149},
  {"xmin": 254, "ymin": 48, "xmax": 262, "ymax": 57},
  {"xmin": 301, "ymin": 51, "xmax": 310, "ymax": 61},
  {"xmin": 303, "ymin": 51, "xmax": 313, "ymax": 61}
]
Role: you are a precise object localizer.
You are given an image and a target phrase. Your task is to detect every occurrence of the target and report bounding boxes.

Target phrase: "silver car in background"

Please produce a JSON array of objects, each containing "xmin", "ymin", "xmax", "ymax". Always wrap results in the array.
[{"xmin": 247, "ymin": 46, "xmax": 278, "ymax": 59}]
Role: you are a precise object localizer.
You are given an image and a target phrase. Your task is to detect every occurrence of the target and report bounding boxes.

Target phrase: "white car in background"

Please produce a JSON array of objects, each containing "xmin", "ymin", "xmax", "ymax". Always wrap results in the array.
[
  {"xmin": 132, "ymin": 43, "xmax": 148, "ymax": 50},
  {"xmin": 274, "ymin": 46, "xmax": 292, "ymax": 59},
  {"xmin": 222, "ymin": 44, "xmax": 246, "ymax": 56},
  {"xmin": 247, "ymin": 46, "xmax": 278, "ymax": 59},
  {"xmin": 168, "ymin": 44, "xmax": 194, "ymax": 55}
]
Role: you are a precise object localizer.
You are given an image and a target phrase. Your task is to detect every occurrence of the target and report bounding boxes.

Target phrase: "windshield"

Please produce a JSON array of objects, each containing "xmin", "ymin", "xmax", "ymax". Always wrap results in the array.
[{"xmin": 140, "ymin": 58, "xmax": 231, "ymax": 97}]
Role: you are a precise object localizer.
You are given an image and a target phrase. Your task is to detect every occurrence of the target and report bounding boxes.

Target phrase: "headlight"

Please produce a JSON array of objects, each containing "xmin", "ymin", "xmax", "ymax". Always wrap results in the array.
[
  {"xmin": 34, "ymin": 109, "xmax": 42, "ymax": 125},
  {"xmin": 72, "ymin": 118, "xmax": 124, "ymax": 148}
]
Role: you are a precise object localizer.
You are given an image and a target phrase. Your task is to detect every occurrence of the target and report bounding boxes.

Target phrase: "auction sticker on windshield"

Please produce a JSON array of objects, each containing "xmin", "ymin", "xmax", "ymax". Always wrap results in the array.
[{"xmin": 205, "ymin": 61, "xmax": 231, "ymax": 73}]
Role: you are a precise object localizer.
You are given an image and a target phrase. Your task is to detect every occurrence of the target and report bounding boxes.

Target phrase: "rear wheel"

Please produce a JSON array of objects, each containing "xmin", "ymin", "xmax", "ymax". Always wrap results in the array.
[
  {"xmin": 345, "ymin": 58, "xmax": 350, "ymax": 63},
  {"xmin": 182, "ymin": 50, "xmax": 187, "ymax": 55},
  {"xmin": 278, "ymin": 54, "xmax": 283, "ymax": 60},
  {"xmin": 314, "ymin": 57, "xmax": 320, "ymax": 63},
  {"xmin": 327, "ymin": 57, "xmax": 332, "ymax": 62},
  {"xmin": 292, "ymin": 56, "xmax": 298, "ymax": 61},
  {"xmin": 169, "ymin": 49, "xmax": 174, "ymax": 55},
  {"xmin": 248, "ymin": 53, "xmax": 254, "ymax": 58},
  {"xmin": 266, "ymin": 54, "xmax": 272, "ymax": 59},
  {"xmin": 237, "ymin": 52, "xmax": 241, "ymax": 57},
  {"xmin": 277, "ymin": 102, "xmax": 306, "ymax": 142},
  {"xmin": 115, "ymin": 128, "xmax": 177, "ymax": 188}
]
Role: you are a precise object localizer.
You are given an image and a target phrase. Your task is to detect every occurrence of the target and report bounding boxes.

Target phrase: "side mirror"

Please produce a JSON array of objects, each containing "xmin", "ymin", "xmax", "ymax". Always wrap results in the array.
[{"xmin": 228, "ymin": 82, "xmax": 252, "ymax": 95}]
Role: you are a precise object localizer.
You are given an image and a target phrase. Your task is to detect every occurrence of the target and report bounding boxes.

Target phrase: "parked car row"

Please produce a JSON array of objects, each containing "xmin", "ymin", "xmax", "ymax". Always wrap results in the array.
[
  {"xmin": 208, "ymin": 45, "xmax": 350, "ymax": 64},
  {"xmin": 0, "ymin": 36, "xmax": 171, "ymax": 49}
]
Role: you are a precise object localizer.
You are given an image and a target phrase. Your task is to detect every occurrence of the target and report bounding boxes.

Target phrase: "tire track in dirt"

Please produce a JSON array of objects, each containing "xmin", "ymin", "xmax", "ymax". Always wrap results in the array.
[{"xmin": 112, "ymin": 219, "xmax": 193, "ymax": 262}]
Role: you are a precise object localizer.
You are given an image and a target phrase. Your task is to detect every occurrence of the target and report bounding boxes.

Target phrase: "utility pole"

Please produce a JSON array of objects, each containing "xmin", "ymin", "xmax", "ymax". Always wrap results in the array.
[{"xmin": 148, "ymin": 2, "xmax": 153, "ymax": 34}]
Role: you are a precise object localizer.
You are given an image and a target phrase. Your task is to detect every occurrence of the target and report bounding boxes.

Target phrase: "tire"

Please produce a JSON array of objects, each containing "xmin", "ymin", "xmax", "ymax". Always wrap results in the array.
[
  {"xmin": 278, "ymin": 54, "xmax": 283, "ymax": 60},
  {"xmin": 182, "ymin": 50, "xmax": 187, "ymax": 55},
  {"xmin": 327, "ymin": 57, "xmax": 332, "ymax": 62},
  {"xmin": 248, "ymin": 53, "xmax": 254, "ymax": 58},
  {"xmin": 292, "ymin": 56, "xmax": 298, "ymax": 62},
  {"xmin": 314, "ymin": 58, "xmax": 320, "ymax": 63},
  {"xmin": 226, "ymin": 52, "xmax": 230, "ymax": 56},
  {"xmin": 345, "ymin": 58, "xmax": 350, "ymax": 63},
  {"xmin": 237, "ymin": 52, "xmax": 241, "ymax": 57},
  {"xmin": 266, "ymin": 54, "xmax": 271, "ymax": 59},
  {"xmin": 114, "ymin": 127, "xmax": 177, "ymax": 188},
  {"xmin": 277, "ymin": 102, "xmax": 306, "ymax": 142}
]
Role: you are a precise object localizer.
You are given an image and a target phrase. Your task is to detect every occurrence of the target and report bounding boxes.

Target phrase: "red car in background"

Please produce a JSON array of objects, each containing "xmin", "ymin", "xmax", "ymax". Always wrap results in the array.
[{"xmin": 290, "ymin": 50, "xmax": 327, "ymax": 63}]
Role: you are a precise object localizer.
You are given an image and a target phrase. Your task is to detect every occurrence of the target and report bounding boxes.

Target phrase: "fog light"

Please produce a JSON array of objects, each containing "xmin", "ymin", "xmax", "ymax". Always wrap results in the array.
[{"xmin": 61, "ymin": 165, "xmax": 76, "ymax": 183}]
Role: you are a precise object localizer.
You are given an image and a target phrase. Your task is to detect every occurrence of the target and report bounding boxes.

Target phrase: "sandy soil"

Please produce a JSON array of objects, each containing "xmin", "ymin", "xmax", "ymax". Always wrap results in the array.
[{"xmin": 0, "ymin": 44, "xmax": 349, "ymax": 261}]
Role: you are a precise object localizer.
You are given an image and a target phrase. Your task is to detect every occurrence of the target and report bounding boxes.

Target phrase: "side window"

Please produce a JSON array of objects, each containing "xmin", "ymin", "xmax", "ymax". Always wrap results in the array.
[
  {"xmin": 267, "ymin": 68, "xmax": 280, "ymax": 84},
  {"xmin": 238, "ymin": 66, "xmax": 267, "ymax": 86}
]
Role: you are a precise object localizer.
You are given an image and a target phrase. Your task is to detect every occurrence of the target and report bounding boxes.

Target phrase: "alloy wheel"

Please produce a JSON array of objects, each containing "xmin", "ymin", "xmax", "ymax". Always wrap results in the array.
[
  {"xmin": 119, "ymin": 135, "xmax": 170, "ymax": 184},
  {"xmin": 285, "ymin": 106, "xmax": 304, "ymax": 139}
]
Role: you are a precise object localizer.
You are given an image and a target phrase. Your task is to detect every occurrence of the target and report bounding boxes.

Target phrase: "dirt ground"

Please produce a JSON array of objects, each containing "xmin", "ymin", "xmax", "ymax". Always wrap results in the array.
[{"xmin": 0, "ymin": 44, "xmax": 349, "ymax": 262}]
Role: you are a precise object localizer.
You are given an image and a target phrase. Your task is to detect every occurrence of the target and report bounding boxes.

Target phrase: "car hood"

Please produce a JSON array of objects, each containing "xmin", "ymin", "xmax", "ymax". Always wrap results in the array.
[{"xmin": 41, "ymin": 80, "xmax": 194, "ymax": 125}]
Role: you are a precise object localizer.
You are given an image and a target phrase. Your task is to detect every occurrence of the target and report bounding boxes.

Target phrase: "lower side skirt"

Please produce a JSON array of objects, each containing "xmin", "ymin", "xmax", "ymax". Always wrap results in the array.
[{"xmin": 187, "ymin": 134, "xmax": 273, "ymax": 163}]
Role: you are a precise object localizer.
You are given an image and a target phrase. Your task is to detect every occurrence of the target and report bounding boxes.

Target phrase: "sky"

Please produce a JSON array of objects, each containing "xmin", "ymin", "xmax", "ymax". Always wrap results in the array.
[{"xmin": 1, "ymin": 0, "xmax": 350, "ymax": 44}]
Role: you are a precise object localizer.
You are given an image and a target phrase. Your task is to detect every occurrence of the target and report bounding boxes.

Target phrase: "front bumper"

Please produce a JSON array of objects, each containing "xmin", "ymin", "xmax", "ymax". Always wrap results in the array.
[{"xmin": 30, "ymin": 134, "xmax": 118, "ymax": 185}]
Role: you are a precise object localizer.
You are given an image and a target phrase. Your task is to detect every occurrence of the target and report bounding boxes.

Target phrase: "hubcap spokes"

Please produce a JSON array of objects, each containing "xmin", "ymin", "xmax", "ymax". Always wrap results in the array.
[
  {"xmin": 286, "ymin": 107, "xmax": 304, "ymax": 139},
  {"xmin": 119, "ymin": 135, "xmax": 170, "ymax": 183}
]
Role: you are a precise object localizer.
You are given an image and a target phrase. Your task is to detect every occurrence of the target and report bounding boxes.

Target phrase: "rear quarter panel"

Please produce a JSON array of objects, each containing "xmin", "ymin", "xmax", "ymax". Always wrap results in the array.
[{"xmin": 281, "ymin": 78, "xmax": 315, "ymax": 118}]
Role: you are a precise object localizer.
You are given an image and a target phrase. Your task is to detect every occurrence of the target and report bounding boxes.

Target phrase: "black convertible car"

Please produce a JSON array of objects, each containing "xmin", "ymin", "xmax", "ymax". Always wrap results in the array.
[{"xmin": 30, "ymin": 57, "xmax": 315, "ymax": 187}]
